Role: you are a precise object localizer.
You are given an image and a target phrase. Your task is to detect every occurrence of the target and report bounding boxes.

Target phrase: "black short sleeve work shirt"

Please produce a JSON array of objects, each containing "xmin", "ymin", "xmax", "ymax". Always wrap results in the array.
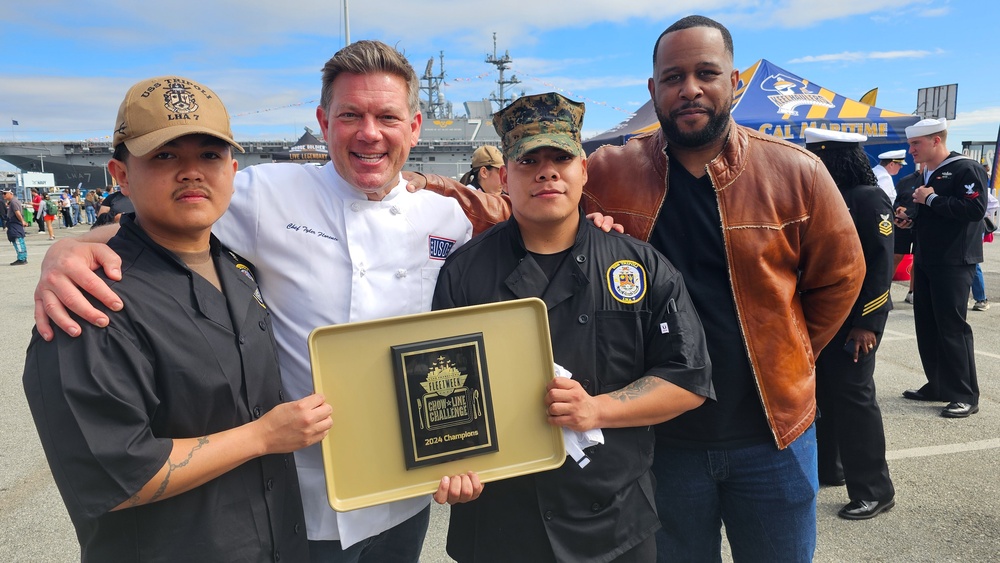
[{"xmin": 23, "ymin": 216, "xmax": 307, "ymax": 563}]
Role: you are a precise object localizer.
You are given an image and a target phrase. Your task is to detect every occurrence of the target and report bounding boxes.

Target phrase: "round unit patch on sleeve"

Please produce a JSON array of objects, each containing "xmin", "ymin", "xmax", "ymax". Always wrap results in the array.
[{"xmin": 606, "ymin": 260, "xmax": 647, "ymax": 304}]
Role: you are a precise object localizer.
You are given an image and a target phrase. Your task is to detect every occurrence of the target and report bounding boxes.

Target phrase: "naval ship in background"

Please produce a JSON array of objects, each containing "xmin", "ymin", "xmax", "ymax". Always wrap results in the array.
[{"xmin": 0, "ymin": 37, "xmax": 520, "ymax": 191}]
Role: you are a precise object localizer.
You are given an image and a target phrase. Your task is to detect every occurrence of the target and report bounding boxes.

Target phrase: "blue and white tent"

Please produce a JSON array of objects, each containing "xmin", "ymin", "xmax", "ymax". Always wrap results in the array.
[{"xmin": 584, "ymin": 59, "xmax": 919, "ymax": 157}]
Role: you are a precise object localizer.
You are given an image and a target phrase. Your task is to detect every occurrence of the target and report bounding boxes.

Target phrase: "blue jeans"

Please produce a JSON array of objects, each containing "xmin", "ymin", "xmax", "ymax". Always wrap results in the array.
[
  {"xmin": 85, "ymin": 205, "xmax": 97, "ymax": 224},
  {"xmin": 653, "ymin": 426, "xmax": 818, "ymax": 563},
  {"xmin": 972, "ymin": 264, "xmax": 986, "ymax": 301},
  {"xmin": 308, "ymin": 504, "xmax": 430, "ymax": 563}
]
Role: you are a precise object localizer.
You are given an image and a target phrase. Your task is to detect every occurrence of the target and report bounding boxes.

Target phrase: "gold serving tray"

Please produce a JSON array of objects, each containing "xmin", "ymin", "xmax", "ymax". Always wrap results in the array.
[{"xmin": 308, "ymin": 297, "xmax": 565, "ymax": 511}]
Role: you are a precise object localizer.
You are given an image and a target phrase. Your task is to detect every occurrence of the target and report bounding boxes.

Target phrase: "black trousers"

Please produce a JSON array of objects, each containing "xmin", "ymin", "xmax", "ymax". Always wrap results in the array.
[
  {"xmin": 912, "ymin": 264, "xmax": 979, "ymax": 404},
  {"xmin": 816, "ymin": 325, "xmax": 894, "ymax": 502}
]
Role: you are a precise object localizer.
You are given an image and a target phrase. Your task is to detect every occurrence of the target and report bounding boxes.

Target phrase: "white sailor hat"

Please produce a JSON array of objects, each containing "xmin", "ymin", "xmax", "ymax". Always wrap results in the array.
[
  {"xmin": 905, "ymin": 118, "xmax": 947, "ymax": 139},
  {"xmin": 878, "ymin": 149, "xmax": 907, "ymax": 164},
  {"xmin": 803, "ymin": 128, "xmax": 867, "ymax": 148}
]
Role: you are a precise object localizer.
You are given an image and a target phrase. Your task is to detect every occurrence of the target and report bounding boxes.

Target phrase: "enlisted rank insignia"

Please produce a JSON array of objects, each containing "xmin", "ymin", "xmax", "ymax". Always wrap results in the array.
[
  {"xmin": 879, "ymin": 214, "xmax": 893, "ymax": 236},
  {"xmin": 607, "ymin": 260, "xmax": 647, "ymax": 304},
  {"xmin": 964, "ymin": 183, "xmax": 980, "ymax": 199},
  {"xmin": 862, "ymin": 290, "xmax": 890, "ymax": 316}
]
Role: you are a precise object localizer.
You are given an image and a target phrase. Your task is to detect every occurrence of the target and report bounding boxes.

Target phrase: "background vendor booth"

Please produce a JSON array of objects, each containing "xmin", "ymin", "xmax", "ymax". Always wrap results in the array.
[{"xmin": 584, "ymin": 58, "xmax": 920, "ymax": 174}]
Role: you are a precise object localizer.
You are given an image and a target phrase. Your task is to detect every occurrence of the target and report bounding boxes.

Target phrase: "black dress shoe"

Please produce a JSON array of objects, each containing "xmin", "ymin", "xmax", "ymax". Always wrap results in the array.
[
  {"xmin": 941, "ymin": 402, "xmax": 979, "ymax": 418},
  {"xmin": 838, "ymin": 498, "xmax": 895, "ymax": 520},
  {"xmin": 902, "ymin": 388, "xmax": 939, "ymax": 401},
  {"xmin": 9, "ymin": 259, "xmax": 27, "ymax": 266}
]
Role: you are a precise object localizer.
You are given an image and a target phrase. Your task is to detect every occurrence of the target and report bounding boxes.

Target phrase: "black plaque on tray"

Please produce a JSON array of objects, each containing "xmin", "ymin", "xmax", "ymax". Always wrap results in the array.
[{"xmin": 391, "ymin": 333, "xmax": 498, "ymax": 469}]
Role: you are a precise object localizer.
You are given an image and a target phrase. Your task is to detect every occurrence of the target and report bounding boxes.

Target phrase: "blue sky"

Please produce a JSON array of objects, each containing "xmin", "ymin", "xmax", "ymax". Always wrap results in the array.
[{"xmin": 2, "ymin": 0, "xmax": 997, "ymax": 171}]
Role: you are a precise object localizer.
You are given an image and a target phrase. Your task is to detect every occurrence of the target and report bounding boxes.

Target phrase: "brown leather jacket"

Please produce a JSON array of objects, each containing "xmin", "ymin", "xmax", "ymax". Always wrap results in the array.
[
  {"xmin": 423, "ymin": 123, "xmax": 864, "ymax": 448},
  {"xmin": 585, "ymin": 124, "xmax": 864, "ymax": 448}
]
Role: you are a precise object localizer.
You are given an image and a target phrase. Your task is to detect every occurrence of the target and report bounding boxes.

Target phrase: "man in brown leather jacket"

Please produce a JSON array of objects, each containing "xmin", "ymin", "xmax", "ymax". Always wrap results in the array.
[
  {"xmin": 577, "ymin": 17, "xmax": 863, "ymax": 562},
  {"xmin": 415, "ymin": 15, "xmax": 864, "ymax": 562}
]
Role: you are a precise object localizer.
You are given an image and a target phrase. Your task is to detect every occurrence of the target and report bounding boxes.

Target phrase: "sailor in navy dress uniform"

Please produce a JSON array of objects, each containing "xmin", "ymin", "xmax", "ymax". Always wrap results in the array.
[
  {"xmin": 896, "ymin": 118, "xmax": 987, "ymax": 417},
  {"xmin": 805, "ymin": 128, "xmax": 896, "ymax": 520}
]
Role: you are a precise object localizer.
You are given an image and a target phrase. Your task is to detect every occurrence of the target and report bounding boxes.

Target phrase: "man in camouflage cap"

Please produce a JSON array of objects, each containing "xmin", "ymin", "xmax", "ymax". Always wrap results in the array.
[{"xmin": 433, "ymin": 92, "xmax": 713, "ymax": 562}]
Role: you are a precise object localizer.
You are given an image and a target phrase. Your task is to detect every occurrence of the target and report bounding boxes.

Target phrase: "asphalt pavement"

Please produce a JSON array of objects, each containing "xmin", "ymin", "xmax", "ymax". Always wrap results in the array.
[{"xmin": 1, "ymin": 222, "xmax": 998, "ymax": 562}]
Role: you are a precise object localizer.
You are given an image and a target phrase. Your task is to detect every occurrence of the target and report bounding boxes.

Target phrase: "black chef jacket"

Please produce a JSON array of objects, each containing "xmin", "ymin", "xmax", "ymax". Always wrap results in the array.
[
  {"xmin": 23, "ymin": 215, "xmax": 307, "ymax": 563},
  {"xmin": 433, "ymin": 212, "xmax": 713, "ymax": 563},
  {"xmin": 913, "ymin": 152, "xmax": 988, "ymax": 266}
]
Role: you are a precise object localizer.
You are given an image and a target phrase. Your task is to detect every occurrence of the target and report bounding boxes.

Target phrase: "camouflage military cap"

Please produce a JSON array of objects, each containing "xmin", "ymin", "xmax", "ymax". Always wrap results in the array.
[{"xmin": 493, "ymin": 92, "xmax": 585, "ymax": 162}]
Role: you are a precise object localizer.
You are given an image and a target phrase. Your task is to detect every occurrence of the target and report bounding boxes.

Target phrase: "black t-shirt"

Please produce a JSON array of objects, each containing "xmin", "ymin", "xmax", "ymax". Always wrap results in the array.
[
  {"xmin": 527, "ymin": 249, "xmax": 570, "ymax": 281},
  {"xmin": 649, "ymin": 156, "xmax": 772, "ymax": 448}
]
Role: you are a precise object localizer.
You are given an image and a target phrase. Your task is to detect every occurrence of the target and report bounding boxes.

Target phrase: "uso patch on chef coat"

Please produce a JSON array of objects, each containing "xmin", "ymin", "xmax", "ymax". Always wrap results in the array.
[
  {"xmin": 607, "ymin": 260, "xmax": 647, "ymax": 304},
  {"xmin": 428, "ymin": 235, "xmax": 456, "ymax": 260}
]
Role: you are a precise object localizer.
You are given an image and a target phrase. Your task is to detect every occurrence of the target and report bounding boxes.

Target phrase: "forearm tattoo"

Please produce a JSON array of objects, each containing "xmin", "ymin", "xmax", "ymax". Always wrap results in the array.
[
  {"xmin": 130, "ymin": 436, "xmax": 210, "ymax": 506},
  {"xmin": 608, "ymin": 377, "xmax": 663, "ymax": 403}
]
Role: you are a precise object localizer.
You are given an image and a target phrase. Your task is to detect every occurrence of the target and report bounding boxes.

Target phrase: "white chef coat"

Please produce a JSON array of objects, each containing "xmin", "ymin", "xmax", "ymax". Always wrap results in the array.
[{"xmin": 214, "ymin": 162, "xmax": 472, "ymax": 547}]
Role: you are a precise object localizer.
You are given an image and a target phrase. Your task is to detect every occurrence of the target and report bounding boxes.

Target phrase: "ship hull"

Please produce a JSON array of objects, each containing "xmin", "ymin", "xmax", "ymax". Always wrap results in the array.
[{"xmin": 0, "ymin": 154, "xmax": 109, "ymax": 190}]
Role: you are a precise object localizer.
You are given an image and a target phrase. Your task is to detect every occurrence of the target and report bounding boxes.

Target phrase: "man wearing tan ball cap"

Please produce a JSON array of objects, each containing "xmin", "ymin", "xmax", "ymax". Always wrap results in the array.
[
  {"xmin": 112, "ymin": 77, "xmax": 244, "ymax": 156},
  {"xmin": 23, "ymin": 75, "xmax": 334, "ymax": 561}
]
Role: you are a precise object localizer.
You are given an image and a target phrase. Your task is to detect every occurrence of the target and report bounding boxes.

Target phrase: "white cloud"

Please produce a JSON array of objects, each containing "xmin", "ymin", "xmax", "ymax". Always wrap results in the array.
[
  {"xmin": 952, "ymin": 107, "xmax": 1000, "ymax": 129},
  {"xmin": 3, "ymin": 0, "xmax": 980, "ymax": 142},
  {"xmin": 789, "ymin": 49, "xmax": 939, "ymax": 64},
  {"xmin": 7, "ymin": 0, "xmax": 940, "ymax": 54},
  {"xmin": 744, "ymin": 0, "xmax": 931, "ymax": 28},
  {"xmin": 918, "ymin": 7, "xmax": 950, "ymax": 17}
]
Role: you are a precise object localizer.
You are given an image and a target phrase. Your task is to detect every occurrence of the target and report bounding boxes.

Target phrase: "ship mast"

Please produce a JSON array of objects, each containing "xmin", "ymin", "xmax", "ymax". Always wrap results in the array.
[
  {"xmin": 419, "ymin": 51, "xmax": 452, "ymax": 119},
  {"xmin": 485, "ymin": 33, "xmax": 521, "ymax": 112}
]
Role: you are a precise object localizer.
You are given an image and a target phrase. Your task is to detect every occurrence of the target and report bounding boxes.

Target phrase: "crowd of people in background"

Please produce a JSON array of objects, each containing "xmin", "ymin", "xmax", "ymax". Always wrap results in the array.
[
  {"xmin": 2, "ymin": 186, "xmax": 129, "ymax": 266},
  {"xmin": 0, "ymin": 186, "xmax": 128, "ymax": 235}
]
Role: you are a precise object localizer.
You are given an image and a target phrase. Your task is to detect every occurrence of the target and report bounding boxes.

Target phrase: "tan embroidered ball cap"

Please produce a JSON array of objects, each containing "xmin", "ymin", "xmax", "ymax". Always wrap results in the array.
[
  {"xmin": 471, "ymin": 145, "xmax": 505, "ymax": 168},
  {"xmin": 112, "ymin": 76, "xmax": 244, "ymax": 157}
]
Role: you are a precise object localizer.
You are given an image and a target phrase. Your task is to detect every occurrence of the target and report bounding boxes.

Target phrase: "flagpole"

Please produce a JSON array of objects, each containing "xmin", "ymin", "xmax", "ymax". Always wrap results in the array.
[
  {"xmin": 344, "ymin": 0, "xmax": 350, "ymax": 46},
  {"xmin": 992, "ymin": 123, "xmax": 1000, "ymax": 197}
]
